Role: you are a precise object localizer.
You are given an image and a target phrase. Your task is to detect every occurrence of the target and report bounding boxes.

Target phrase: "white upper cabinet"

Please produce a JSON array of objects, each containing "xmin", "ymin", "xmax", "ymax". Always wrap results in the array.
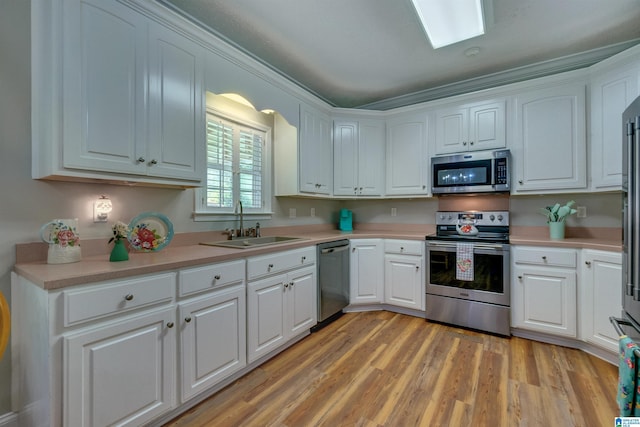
[
  {"xmin": 385, "ymin": 112, "xmax": 430, "ymax": 196},
  {"xmin": 435, "ymin": 99, "xmax": 506, "ymax": 154},
  {"xmin": 147, "ymin": 22, "xmax": 205, "ymax": 181},
  {"xmin": 512, "ymin": 79, "xmax": 587, "ymax": 193},
  {"xmin": 590, "ymin": 49, "xmax": 640, "ymax": 191},
  {"xmin": 33, "ymin": 0, "xmax": 205, "ymax": 186},
  {"xmin": 333, "ymin": 118, "xmax": 385, "ymax": 196},
  {"xmin": 299, "ymin": 104, "xmax": 333, "ymax": 195}
]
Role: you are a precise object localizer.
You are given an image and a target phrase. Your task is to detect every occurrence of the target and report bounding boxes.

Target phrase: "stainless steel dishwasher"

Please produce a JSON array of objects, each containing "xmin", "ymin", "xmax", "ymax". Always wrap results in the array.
[{"xmin": 315, "ymin": 239, "xmax": 350, "ymax": 329}]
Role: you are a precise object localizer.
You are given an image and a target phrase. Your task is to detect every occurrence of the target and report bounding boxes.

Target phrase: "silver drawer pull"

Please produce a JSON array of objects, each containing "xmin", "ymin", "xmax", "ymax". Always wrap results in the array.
[
  {"xmin": 184, "ymin": 317, "xmax": 192, "ymax": 323},
  {"xmin": 214, "ymin": 275, "xmax": 221, "ymax": 280},
  {"xmin": 124, "ymin": 294, "xmax": 134, "ymax": 301},
  {"xmin": 585, "ymin": 261, "xmax": 591, "ymax": 266},
  {"xmin": 137, "ymin": 157, "xmax": 145, "ymax": 163},
  {"xmin": 166, "ymin": 321, "xmax": 174, "ymax": 328},
  {"xmin": 541, "ymin": 256, "xmax": 547, "ymax": 260}
]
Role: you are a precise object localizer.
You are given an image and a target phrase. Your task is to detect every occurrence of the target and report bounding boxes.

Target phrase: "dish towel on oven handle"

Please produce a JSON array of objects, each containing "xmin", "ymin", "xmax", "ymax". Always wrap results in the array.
[{"xmin": 456, "ymin": 243, "xmax": 474, "ymax": 281}]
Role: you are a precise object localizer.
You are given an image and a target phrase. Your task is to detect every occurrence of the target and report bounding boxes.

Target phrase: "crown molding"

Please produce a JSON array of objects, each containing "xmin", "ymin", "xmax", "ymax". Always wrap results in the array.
[{"xmin": 358, "ymin": 40, "xmax": 640, "ymax": 111}]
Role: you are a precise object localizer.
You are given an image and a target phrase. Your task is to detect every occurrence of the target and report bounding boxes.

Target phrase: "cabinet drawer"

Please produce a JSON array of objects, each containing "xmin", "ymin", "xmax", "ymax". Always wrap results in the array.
[
  {"xmin": 247, "ymin": 247, "xmax": 316, "ymax": 280},
  {"xmin": 63, "ymin": 272, "xmax": 175, "ymax": 327},
  {"xmin": 384, "ymin": 239, "xmax": 423, "ymax": 256},
  {"xmin": 513, "ymin": 247, "xmax": 577, "ymax": 268},
  {"xmin": 179, "ymin": 259, "xmax": 245, "ymax": 297}
]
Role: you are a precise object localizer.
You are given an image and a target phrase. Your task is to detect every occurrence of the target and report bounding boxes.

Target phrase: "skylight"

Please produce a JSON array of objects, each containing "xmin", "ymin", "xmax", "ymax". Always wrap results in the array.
[{"xmin": 411, "ymin": 0, "xmax": 485, "ymax": 49}]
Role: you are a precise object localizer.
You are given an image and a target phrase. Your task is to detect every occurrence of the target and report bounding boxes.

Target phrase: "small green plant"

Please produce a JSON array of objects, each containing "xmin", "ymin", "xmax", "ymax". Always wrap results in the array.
[{"xmin": 540, "ymin": 200, "xmax": 578, "ymax": 223}]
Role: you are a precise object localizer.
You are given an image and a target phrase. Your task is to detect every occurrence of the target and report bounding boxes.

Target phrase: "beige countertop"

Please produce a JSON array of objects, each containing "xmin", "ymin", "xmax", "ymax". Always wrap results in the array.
[{"xmin": 14, "ymin": 224, "xmax": 622, "ymax": 290}]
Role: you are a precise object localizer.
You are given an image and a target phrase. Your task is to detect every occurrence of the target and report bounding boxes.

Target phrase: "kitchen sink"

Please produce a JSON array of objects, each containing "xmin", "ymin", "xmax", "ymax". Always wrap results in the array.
[{"xmin": 200, "ymin": 236, "xmax": 306, "ymax": 249}]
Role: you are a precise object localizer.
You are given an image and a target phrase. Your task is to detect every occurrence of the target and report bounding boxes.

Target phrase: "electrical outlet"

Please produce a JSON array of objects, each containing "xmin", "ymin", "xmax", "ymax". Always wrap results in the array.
[
  {"xmin": 289, "ymin": 208, "xmax": 297, "ymax": 218},
  {"xmin": 391, "ymin": 207, "xmax": 397, "ymax": 217},
  {"xmin": 577, "ymin": 206, "xmax": 587, "ymax": 218},
  {"xmin": 310, "ymin": 208, "xmax": 315, "ymax": 217}
]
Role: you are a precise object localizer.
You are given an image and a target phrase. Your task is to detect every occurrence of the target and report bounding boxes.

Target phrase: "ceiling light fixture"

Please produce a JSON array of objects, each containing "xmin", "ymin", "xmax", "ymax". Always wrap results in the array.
[{"xmin": 411, "ymin": 0, "xmax": 485, "ymax": 49}]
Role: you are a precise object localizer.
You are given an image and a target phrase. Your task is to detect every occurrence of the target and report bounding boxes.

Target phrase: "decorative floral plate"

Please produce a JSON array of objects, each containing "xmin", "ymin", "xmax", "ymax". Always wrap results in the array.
[{"xmin": 127, "ymin": 212, "xmax": 174, "ymax": 252}]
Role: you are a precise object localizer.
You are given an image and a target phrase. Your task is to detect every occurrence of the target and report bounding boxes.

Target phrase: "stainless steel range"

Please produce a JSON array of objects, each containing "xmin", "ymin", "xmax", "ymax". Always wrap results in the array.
[{"xmin": 425, "ymin": 211, "xmax": 510, "ymax": 336}]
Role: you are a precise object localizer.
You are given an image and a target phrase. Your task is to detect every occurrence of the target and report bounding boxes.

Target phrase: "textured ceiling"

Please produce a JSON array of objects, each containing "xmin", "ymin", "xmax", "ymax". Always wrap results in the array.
[{"xmin": 159, "ymin": 0, "xmax": 640, "ymax": 109}]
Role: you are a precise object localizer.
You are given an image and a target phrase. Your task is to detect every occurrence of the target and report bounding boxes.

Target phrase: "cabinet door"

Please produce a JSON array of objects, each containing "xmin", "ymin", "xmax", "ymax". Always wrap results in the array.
[
  {"xmin": 435, "ymin": 107, "xmax": 467, "ymax": 154},
  {"xmin": 469, "ymin": 101, "xmax": 506, "ymax": 151},
  {"xmin": 333, "ymin": 120, "xmax": 359, "ymax": 196},
  {"xmin": 350, "ymin": 239, "xmax": 384, "ymax": 304},
  {"xmin": 62, "ymin": 0, "xmax": 147, "ymax": 175},
  {"xmin": 386, "ymin": 115, "xmax": 429, "ymax": 195},
  {"xmin": 384, "ymin": 254, "xmax": 424, "ymax": 310},
  {"xmin": 513, "ymin": 266, "xmax": 577, "ymax": 337},
  {"xmin": 286, "ymin": 266, "xmax": 317, "ymax": 337},
  {"xmin": 581, "ymin": 250, "xmax": 622, "ymax": 352},
  {"xmin": 358, "ymin": 119, "xmax": 385, "ymax": 196},
  {"xmin": 513, "ymin": 83, "xmax": 587, "ymax": 192},
  {"xmin": 179, "ymin": 285, "xmax": 246, "ymax": 403},
  {"xmin": 64, "ymin": 308, "xmax": 175, "ymax": 427},
  {"xmin": 300, "ymin": 105, "xmax": 332, "ymax": 194},
  {"xmin": 148, "ymin": 23, "xmax": 205, "ymax": 182},
  {"xmin": 591, "ymin": 62, "xmax": 640, "ymax": 190},
  {"xmin": 247, "ymin": 275, "xmax": 286, "ymax": 363}
]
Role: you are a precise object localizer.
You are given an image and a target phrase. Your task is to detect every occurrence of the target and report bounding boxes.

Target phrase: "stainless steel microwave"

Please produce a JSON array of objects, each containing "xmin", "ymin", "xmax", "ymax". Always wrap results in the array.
[{"xmin": 431, "ymin": 149, "xmax": 510, "ymax": 194}]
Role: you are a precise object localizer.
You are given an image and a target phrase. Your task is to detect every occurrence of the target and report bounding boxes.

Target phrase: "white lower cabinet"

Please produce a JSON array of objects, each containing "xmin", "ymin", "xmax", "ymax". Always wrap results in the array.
[
  {"xmin": 580, "ymin": 250, "xmax": 622, "ymax": 353},
  {"xmin": 64, "ymin": 308, "xmax": 176, "ymax": 427},
  {"xmin": 177, "ymin": 260, "xmax": 247, "ymax": 402},
  {"xmin": 178, "ymin": 284, "xmax": 246, "ymax": 402},
  {"xmin": 512, "ymin": 246, "xmax": 577, "ymax": 337},
  {"xmin": 349, "ymin": 239, "xmax": 384, "ymax": 304},
  {"xmin": 384, "ymin": 240, "xmax": 425, "ymax": 311},
  {"xmin": 247, "ymin": 247, "xmax": 317, "ymax": 363}
]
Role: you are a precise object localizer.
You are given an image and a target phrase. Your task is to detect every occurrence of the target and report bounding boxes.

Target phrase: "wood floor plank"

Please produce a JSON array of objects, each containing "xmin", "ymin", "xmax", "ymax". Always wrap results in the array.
[{"xmin": 165, "ymin": 312, "xmax": 619, "ymax": 427}]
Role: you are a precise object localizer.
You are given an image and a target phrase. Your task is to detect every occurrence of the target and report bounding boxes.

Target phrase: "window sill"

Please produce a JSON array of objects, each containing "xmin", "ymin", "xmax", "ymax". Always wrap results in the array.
[{"xmin": 192, "ymin": 211, "xmax": 273, "ymax": 222}]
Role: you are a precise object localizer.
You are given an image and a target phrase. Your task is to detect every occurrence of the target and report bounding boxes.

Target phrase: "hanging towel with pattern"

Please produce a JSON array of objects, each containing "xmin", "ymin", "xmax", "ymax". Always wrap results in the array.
[
  {"xmin": 456, "ymin": 243, "xmax": 474, "ymax": 281},
  {"xmin": 618, "ymin": 334, "xmax": 640, "ymax": 416}
]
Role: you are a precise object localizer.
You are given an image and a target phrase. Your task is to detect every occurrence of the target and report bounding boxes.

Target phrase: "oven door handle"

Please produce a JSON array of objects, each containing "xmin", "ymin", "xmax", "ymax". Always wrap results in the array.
[{"xmin": 426, "ymin": 241, "xmax": 506, "ymax": 251}]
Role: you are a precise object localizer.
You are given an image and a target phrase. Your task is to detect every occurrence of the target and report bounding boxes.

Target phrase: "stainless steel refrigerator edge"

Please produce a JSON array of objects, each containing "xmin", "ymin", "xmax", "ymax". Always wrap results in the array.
[
  {"xmin": 622, "ymin": 95, "xmax": 640, "ymax": 327},
  {"xmin": 316, "ymin": 240, "xmax": 350, "ymax": 326}
]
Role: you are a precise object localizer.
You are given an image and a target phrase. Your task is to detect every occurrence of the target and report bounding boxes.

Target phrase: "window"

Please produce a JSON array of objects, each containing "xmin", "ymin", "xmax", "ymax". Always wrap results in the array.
[{"xmin": 195, "ymin": 110, "xmax": 272, "ymax": 219}]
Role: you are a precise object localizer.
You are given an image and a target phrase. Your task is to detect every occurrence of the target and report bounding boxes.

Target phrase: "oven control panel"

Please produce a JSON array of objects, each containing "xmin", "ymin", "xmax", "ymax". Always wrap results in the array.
[{"xmin": 435, "ymin": 211, "xmax": 509, "ymax": 226}]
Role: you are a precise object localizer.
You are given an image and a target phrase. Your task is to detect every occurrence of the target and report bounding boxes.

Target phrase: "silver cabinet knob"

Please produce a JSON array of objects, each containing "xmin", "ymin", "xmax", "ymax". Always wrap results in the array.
[
  {"xmin": 284, "ymin": 283, "xmax": 289, "ymax": 289},
  {"xmin": 518, "ymin": 275, "xmax": 523, "ymax": 280},
  {"xmin": 166, "ymin": 321, "xmax": 174, "ymax": 328},
  {"xmin": 124, "ymin": 294, "xmax": 134, "ymax": 301},
  {"xmin": 585, "ymin": 261, "xmax": 591, "ymax": 266},
  {"xmin": 462, "ymin": 141, "xmax": 467, "ymax": 146},
  {"xmin": 542, "ymin": 256, "xmax": 547, "ymax": 260},
  {"xmin": 415, "ymin": 265, "xmax": 419, "ymax": 270},
  {"xmin": 214, "ymin": 275, "xmax": 221, "ymax": 280},
  {"xmin": 149, "ymin": 159, "xmax": 158, "ymax": 165},
  {"xmin": 185, "ymin": 317, "xmax": 192, "ymax": 323},
  {"xmin": 518, "ymin": 180, "xmax": 523, "ymax": 185},
  {"xmin": 469, "ymin": 141, "xmax": 474, "ymax": 145},
  {"xmin": 137, "ymin": 157, "xmax": 145, "ymax": 163}
]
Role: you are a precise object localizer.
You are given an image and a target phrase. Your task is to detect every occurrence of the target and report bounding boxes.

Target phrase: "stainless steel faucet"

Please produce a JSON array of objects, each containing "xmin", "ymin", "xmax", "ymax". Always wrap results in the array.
[{"xmin": 235, "ymin": 200, "xmax": 244, "ymax": 237}]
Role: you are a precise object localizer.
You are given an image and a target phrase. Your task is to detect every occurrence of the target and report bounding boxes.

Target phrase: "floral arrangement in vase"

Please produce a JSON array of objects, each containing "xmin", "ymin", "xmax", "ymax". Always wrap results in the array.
[
  {"xmin": 109, "ymin": 221, "xmax": 130, "ymax": 262},
  {"xmin": 539, "ymin": 200, "xmax": 578, "ymax": 223}
]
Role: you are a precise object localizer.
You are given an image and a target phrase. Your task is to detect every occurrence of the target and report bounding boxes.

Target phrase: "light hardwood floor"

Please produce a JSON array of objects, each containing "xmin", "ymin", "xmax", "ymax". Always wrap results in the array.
[{"xmin": 165, "ymin": 311, "xmax": 619, "ymax": 427}]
